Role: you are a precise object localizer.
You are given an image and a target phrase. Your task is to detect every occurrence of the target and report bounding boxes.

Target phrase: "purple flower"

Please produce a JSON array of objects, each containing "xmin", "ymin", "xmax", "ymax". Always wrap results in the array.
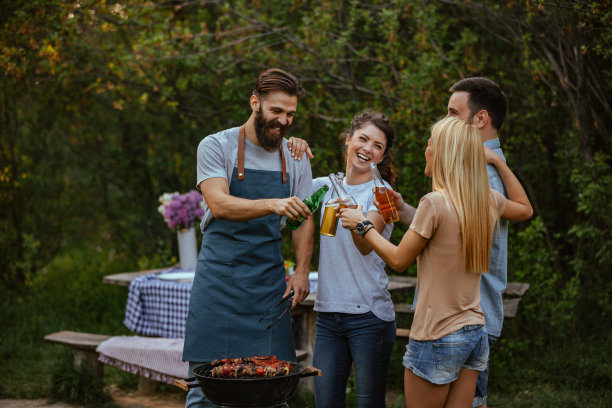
[{"xmin": 158, "ymin": 190, "xmax": 205, "ymax": 230}]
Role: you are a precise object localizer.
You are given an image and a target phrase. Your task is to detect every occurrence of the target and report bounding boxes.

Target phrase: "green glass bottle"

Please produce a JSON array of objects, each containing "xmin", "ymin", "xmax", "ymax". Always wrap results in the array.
[{"xmin": 286, "ymin": 184, "xmax": 330, "ymax": 230}]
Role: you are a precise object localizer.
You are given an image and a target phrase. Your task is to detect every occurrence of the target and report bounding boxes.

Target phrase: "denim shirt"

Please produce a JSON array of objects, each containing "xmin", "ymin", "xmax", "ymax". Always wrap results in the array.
[
  {"xmin": 411, "ymin": 138, "xmax": 508, "ymax": 338},
  {"xmin": 481, "ymin": 138, "xmax": 508, "ymax": 337}
]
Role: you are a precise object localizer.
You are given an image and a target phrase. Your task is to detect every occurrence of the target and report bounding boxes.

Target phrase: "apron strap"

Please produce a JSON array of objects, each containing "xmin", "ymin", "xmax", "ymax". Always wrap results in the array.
[
  {"xmin": 238, "ymin": 125, "xmax": 246, "ymax": 180},
  {"xmin": 279, "ymin": 143, "xmax": 287, "ymax": 184},
  {"xmin": 237, "ymin": 124, "xmax": 287, "ymax": 184}
]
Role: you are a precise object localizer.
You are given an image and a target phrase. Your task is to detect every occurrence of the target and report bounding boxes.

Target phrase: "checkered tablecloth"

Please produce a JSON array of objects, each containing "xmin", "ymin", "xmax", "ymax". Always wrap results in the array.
[
  {"xmin": 123, "ymin": 268, "xmax": 193, "ymax": 338},
  {"xmin": 97, "ymin": 336, "xmax": 189, "ymax": 384}
]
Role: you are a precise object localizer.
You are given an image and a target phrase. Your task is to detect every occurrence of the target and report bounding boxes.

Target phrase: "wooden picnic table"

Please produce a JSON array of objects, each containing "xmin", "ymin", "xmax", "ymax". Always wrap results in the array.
[{"xmin": 103, "ymin": 267, "xmax": 417, "ymax": 386}]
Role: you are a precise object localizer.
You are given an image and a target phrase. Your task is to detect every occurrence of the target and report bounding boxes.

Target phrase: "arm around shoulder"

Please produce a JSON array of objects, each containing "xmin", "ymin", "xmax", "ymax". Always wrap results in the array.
[{"xmin": 485, "ymin": 147, "xmax": 533, "ymax": 222}]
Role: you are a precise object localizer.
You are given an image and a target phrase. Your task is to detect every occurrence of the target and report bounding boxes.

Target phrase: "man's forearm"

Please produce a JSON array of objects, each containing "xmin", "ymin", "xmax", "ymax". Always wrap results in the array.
[
  {"xmin": 210, "ymin": 194, "xmax": 277, "ymax": 221},
  {"xmin": 201, "ymin": 178, "xmax": 274, "ymax": 221},
  {"xmin": 399, "ymin": 203, "xmax": 416, "ymax": 226},
  {"xmin": 202, "ymin": 177, "xmax": 310, "ymax": 222},
  {"xmin": 291, "ymin": 217, "xmax": 314, "ymax": 275}
]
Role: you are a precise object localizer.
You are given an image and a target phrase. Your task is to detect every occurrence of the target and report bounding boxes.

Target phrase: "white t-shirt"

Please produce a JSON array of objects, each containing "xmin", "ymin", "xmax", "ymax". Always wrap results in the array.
[
  {"xmin": 313, "ymin": 176, "xmax": 395, "ymax": 322},
  {"xmin": 196, "ymin": 126, "xmax": 313, "ymax": 231}
]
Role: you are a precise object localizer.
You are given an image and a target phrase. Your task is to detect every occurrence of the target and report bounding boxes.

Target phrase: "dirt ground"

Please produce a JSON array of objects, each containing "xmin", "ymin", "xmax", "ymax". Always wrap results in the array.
[
  {"xmin": 0, "ymin": 384, "xmax": 185, "ymax": 408},
  {"xmin": 1, "ymin": 388, "xmax": 403, "ymax": 407}
]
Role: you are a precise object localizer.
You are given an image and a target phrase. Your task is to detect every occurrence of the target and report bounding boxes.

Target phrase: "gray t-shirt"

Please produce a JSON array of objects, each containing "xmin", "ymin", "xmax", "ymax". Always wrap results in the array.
[
  {"xmin": 313, "ymin": 176, "xmax": 395, "ymax": 322},
  {"xmin": 196, "ymin": 126, "xmax": 313, "ymax": 231}
]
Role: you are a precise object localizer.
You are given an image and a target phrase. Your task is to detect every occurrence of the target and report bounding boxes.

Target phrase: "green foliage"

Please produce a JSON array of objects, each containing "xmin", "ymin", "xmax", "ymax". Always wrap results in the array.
[
  {"xmin": 288, "ymin": 386, "xmax": 315, "ymax": 408},
  {"xmin": 1, "ymin": 0, "xmax": 611, "ymax": 406},
  {"xmin": 568, "ymin": 152, "xmax": 612, "ymax": 320},
  {"xmin": 0, "ymin": 240, "xmax": 142, "ymax": 400},
  {"xmin": 48, "ymin": 359, "xmax": 116, "ymax": 407}
]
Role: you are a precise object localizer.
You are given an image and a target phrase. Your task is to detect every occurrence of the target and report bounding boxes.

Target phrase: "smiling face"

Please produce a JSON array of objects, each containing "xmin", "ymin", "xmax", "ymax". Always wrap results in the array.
[
  {"xmin": 345, "ymin": 123, "xmax": 387, "ymax": 173},
  {"xmin": 252, "ymin": 91, "xmax": 298, "ymax": 151}
]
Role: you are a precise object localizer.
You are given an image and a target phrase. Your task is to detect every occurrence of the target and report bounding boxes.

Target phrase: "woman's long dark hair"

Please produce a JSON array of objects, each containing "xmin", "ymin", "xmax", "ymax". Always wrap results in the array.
[{"xmin": 342, "ymin": 111, "xmax": 397, "ymax": 186}]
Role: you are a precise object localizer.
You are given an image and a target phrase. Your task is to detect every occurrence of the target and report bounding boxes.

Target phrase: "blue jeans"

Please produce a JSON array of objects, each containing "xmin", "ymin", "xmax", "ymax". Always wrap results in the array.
[
  {"xmin": 313, "ymin": 311, "xmax": 396, "ymax": 408},
  {"xmin": 473, "ymin": 334, "xmax": 499, "ymax": 407},
  {"xmin": 185, "ymin": 362, "xmax": 215, "ymax": 408}
]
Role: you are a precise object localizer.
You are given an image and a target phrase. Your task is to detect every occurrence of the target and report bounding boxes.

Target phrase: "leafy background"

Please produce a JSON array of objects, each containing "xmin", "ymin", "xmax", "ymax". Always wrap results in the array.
[{"xmin": 1, "ymin": 1, "xmax": 610, "ymax": 406}]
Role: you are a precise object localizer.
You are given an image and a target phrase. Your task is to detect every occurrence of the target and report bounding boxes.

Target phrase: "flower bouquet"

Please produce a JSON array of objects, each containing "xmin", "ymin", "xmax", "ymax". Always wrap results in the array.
[
  {"xmin": 158, "ymin": 190, "xmax": 205, "ymax": 231},
  {"xmin": 158, "ymin": 190, "xmax": 205, "ymax": 270}
]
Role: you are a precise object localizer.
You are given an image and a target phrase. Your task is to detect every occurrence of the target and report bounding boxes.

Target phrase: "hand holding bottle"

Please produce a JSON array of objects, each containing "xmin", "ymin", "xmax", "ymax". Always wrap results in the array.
[
  {"xmin": 320, "ymin": 175, "xmax": 341, "ymax": 237},
  {"xmin": 286, "ymin": 184, "xmax": 329, "ymax": 230},
  {"xmin": 338, "ymin": 204, "xmax": 367, "ymax": 230},
  {"xmin": 329, "ymin": 173, "xmax": 358, "ymax": 209},
  {"xmin": 372, "ymin": 188, "xmax": 403, "ymax": 209},
  {"xmin": 369, "ymin": 163, "xmax": 399, "ymax": 224},
  {"xmin": 372, "ymin": 188, "xmax": 417, "ymax": 226},
  {"xmin": 274, "ymin": 196, "xmax": 312, "ymax": 223}
]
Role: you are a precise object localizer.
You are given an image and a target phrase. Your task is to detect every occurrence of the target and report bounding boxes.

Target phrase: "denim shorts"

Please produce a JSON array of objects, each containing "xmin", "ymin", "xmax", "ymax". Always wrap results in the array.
[{"xmin": 403, "ymin": 324, "xmax": 489, "ymax": 385}]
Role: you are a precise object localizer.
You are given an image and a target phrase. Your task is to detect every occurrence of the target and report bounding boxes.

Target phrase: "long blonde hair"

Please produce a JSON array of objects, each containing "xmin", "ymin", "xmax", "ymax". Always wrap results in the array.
[{"xmin": 430, "ymin": 116, "xmax": 497, "ymax": 274}]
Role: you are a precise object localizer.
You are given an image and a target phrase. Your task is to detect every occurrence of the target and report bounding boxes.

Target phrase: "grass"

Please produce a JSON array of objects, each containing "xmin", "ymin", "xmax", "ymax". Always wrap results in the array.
[
  {"xmin": 47, "ymin": 359, "xmax": 116, "ymax": 407},
  {"xmin": 488, "ymin": 387, "xmax": 612, "ymax": 407},
  {"xmin": 1, "ymin": 240, "xmax": 610, "ymax": 407}
]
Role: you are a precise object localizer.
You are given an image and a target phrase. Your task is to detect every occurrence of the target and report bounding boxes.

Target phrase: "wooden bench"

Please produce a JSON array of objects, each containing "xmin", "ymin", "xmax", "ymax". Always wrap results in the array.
[
  {"xmin": 45, "ymin": 330, "xmax": 309, "ymax": 392},
  {"xmin": 44, "ymin": 331, "xmax": 111, "ymax": 381},
  {"xmin": 394, "ymin": 282, "xmax": 530, "ymax": 339}
]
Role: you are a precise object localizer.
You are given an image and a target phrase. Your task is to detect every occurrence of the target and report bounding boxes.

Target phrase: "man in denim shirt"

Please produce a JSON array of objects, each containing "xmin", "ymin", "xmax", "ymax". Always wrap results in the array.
[{"xmin": 446, "ymin": 77, "xmax": 509, "ymax": 408}]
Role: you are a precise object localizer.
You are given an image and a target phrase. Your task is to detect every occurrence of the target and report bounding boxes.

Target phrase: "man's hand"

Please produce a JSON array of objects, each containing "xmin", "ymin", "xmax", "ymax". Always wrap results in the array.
[
  {"xmin": 285, "ymin": 269, "xmax": 310, "ymax": 308},
  {"xmin": 287, "ymin": 137, "xmax": 314, "ymax": 161},
  {"xmin": 202, "ymin": 178, "xmax": 313, "ymax": 222},
  {"xmin": 373, "ymin": 188, "xmax": 415, "ymax": 226},
  {"xmin": 273, "ymin": 196, "xmax": 312, "ymax": 221},
  {"xmin": 373, "ymin": 188, "xmax": 406, "ymax": 210}
]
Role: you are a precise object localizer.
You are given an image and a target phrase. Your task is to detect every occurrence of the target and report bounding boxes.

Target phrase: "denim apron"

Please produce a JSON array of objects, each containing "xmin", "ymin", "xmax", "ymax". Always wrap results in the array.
[{"xmin": 183, "ymin": 125, "xmax": 296, "ymax": 363}]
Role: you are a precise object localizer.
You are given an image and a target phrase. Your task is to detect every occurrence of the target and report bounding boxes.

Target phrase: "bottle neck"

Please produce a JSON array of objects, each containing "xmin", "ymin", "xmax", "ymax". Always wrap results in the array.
[{"xmin": 370, "ymin": 165, "xmax": 384, "ymax": 187}]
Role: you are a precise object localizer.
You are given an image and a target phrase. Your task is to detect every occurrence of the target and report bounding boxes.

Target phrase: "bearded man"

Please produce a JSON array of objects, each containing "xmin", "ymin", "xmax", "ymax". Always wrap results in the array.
[{"xmin": 183, "ymin": 68, "xmax": 314, "ymax": 407}]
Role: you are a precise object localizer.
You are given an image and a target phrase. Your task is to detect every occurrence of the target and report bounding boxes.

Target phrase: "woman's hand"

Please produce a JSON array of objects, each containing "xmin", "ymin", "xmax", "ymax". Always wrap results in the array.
[
  {"xmin": 484, "ymin": 146, "xmax": 533, "ymax": 222},
  {"xmin": 484, "ymin": 145, "xmax": 500, "ymax": 165},
  {"xmin": 338, "ymin": 204, "xmax": 367, "ymax": 230},
  {"xmin": 287, "ymin": 137, "xmax": 314, "ymax": 160}
]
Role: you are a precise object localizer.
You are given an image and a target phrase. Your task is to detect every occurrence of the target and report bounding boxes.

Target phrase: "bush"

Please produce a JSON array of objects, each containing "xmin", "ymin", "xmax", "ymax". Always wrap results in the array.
[{"xmin": 48, "ymin": 358, "xmax": 116, "ymax": 407}]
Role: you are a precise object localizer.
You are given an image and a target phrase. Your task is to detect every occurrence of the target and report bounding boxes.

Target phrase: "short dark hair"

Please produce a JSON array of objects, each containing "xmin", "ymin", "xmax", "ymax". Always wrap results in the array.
[
  {"xmin": 449, "ymin": 77, "xmax": 508, "ymax": 131},
  {"xmin": 253, "ymin": 68, "xmax": 305, "ymax": 99}
]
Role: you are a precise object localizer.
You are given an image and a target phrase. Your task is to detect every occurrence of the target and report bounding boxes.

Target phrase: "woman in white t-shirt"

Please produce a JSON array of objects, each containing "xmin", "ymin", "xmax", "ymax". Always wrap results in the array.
[
  {"xmin": 340, "ymin": 116, "xmax": 533, "ymax": 408},
  {"xmin": 311, "ymin": 111, "xmax": 398, "ymax": 408}
]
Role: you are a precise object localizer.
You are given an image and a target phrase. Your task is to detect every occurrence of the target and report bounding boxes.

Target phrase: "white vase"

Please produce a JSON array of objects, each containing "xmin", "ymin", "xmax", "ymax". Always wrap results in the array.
[{"xmin": 177, "ymin": 227, "xmax": 198, "ymax": 270}]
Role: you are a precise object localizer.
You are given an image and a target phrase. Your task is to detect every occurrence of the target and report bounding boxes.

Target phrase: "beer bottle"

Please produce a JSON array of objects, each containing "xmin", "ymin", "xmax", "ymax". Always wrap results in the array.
[
  {"xmin": 320, "ymin": 175, "xmax": 342, "ymax": 237},
  {"xmin": 286, "ymin": 184, "xmax": 329, "ymax": 230},
  {"xmin": 330, "ymin": 174, "xmax": 358, "ymax": 209},
  {"xmin": 369, "ymin": 162, "xmax": 399, "ymax": 224}
]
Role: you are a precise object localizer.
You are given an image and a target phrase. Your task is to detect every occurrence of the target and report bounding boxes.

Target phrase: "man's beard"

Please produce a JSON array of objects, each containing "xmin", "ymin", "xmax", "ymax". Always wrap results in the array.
[{"xmin": 254, "ymin": 107, "xmax": 291, "ymax": 151}]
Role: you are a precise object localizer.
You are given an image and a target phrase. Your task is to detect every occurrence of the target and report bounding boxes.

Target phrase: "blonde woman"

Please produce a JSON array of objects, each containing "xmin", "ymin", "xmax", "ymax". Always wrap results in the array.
[{"xmin": 339, "ymin": 116, "xmax": 532, "ymax": 408}]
